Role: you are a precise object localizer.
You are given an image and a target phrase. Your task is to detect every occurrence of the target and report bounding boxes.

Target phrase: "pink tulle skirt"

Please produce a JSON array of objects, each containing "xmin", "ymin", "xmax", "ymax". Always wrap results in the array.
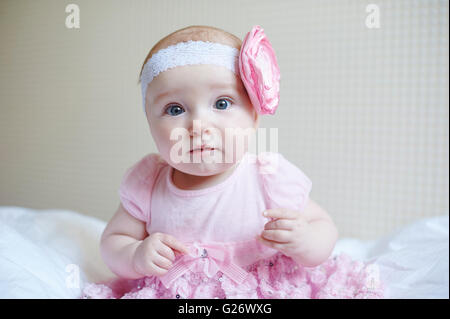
[{"xmin": 81, "ymin": 252, "xmax": 384, "ymax": 299}]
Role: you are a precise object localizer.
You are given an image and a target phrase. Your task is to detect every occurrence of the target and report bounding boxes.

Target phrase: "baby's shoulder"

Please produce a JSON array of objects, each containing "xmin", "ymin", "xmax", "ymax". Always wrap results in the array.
[
  {"xmin": 118, "ymin": 153, "xmax": 168, "ymax": 222},
  {"xmin": 246, "ymin": 151, "xmax": 304, "ymax": 175},
  {"xmin": 248, "ymin": 151, "xmax": 312, "ymax": 212},
  {"xmin": 123, "ymin": 153, "xmax": 168, "ymax": 185}
]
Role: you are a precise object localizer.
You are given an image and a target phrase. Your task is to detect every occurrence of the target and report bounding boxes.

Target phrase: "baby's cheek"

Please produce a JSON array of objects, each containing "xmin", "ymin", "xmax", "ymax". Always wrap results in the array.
[{"xmin": 223, "ymin": 134, "xmax": 254, "ymax": 159}]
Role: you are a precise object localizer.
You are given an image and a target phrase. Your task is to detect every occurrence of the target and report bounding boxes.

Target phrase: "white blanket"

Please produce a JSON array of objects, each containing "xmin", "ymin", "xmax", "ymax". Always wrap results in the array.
[{"xmin": 0, "ymin": 206, "xmax": 448, "ymax": 299}]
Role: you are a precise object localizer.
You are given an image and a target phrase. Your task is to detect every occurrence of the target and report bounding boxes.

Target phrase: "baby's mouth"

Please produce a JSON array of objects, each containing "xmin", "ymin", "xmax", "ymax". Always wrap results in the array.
[{"xmin": 190, "ymin": 147, "xmax": 215, "ymax": 153}]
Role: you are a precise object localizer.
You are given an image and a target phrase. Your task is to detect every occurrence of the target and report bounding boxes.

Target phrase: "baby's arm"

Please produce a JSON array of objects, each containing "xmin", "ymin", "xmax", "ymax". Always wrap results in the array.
[
  {"xmin": 296, "ymin": 198, "xmax": 339, "ymax": 266},
  {"xmin": 100, "ymin": 203, "xmax": 189, "ymax": 279},
  {"xmin": 100, "ymin": 204, "xmax": 149, "ymax": 279}
]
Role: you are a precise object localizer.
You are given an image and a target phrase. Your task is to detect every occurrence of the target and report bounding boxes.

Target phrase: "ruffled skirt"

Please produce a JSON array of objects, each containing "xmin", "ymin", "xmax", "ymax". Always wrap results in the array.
[{"xmin": 81, "ymin": 252, "xmax": 384, "ymax": 299}]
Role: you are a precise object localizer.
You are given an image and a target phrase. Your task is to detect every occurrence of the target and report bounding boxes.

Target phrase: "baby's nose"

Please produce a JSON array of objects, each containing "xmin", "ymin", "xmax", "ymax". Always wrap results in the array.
[{"xmin": 188, "ymin": 119, "xmax": 213, "ymax": 137}]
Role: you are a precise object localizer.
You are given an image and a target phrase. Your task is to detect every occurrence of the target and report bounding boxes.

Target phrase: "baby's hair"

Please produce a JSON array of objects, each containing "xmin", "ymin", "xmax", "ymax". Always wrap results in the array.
[{"xmin": 137, "ymin": 25, "xmax": 242, "ymax": 85}]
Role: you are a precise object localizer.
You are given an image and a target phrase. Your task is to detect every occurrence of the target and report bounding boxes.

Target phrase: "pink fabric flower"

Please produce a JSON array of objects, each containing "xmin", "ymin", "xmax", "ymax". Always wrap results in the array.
[{"xmin": 239, "ymin": 25, "xmax": 281, "ymax": 115}]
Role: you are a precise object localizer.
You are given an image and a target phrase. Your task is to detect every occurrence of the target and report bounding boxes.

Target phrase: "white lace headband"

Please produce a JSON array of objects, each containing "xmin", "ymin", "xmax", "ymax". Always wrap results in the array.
[{"xmin": 140, "ymin": 41, "xmax": 240, "ymax": 115}]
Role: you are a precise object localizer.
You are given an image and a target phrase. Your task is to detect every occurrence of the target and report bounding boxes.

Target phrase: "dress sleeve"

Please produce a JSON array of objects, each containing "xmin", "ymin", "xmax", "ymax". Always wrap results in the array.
[
  {"xmin": 257, "ymin": 152, "xmax": 313, "ymax": 213},
  {"xmin": 118, "ymin": 153, "xmax": 166, "ymax": 223}
]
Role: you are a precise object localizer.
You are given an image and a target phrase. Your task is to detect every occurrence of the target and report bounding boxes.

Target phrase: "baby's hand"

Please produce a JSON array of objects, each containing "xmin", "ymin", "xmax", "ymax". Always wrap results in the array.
[
  {"xmin": 132, "ymin": 232, "xmax": 190, "ymax": 277},
  {"xmin": 257, "ymin": 208, "xmax": 312, "ymax": 259}
]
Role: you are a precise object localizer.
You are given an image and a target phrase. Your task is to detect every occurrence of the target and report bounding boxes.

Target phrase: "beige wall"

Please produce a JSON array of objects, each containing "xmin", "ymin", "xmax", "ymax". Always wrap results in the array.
[{"xmin": 0, "ymin": 0, "xmax": 448, "ymax": 239}]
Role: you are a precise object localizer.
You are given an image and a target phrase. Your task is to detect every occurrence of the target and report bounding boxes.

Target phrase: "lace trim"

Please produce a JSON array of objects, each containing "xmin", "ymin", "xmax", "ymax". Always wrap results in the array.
[{"xmin": 140, "ymin": 41, "xmax": 240, "ymax": 114}]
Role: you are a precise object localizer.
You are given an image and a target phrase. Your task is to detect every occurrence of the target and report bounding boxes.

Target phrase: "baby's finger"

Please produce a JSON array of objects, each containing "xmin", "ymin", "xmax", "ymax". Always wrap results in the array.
[
  {"xmin": 261, "ymin": 229, "xmax": 291, "ymax": 243},
  {"xmin": 161, "ymin": 234, "xmax": 190, "ymax": 254},
  {"xmin": 148, "ymin": 262, "xmax": 169, "ymax": 276},
  {"xmin": 264, "ymin": 218, "xmax": 293, "ymax": 230},
  {"xmin": 153, "ymin": 254, "xmax": 173, "ymax": 270},
  {"xmin": 156, "ymin": 244, "xmax": 176, "ymax": 262},
  {"xmin": 263, "ymin": 208, "xmax": 298, "ymax": 220},
  {"xmin": 257, "ymin": 235, "xmax": 284, "ymax": 251}
]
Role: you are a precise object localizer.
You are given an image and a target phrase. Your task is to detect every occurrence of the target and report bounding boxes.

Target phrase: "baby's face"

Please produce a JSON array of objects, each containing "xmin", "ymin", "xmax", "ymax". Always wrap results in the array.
[{"xmin": 145, "ymin": 64, "xmax": 258, "ymax": 176}]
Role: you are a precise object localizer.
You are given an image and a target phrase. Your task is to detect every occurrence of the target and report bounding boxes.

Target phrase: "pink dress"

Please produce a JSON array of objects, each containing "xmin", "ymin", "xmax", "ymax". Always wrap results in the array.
[{"xmin": 81, "ymin": 152, "xmax": 384, "ymax": 299}]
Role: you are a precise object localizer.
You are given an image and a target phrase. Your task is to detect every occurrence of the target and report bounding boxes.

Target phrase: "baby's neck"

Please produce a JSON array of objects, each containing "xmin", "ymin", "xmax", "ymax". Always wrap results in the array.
[{"xmin": 171, "ymin": 164, "xmax": 239, "ymax": 190}]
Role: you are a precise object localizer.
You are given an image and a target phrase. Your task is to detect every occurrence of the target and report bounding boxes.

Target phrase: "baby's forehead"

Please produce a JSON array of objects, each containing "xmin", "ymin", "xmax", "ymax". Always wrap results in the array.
[{"xmin": 149, "ymin": 66, "xmax": 245, "ymax": 104}]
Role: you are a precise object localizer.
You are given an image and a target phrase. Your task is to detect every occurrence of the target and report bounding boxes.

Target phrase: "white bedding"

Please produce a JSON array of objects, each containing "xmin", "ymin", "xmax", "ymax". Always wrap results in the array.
[{"xmin": 0, "ymin": 206, "xmax": 448, "ymax": 299}]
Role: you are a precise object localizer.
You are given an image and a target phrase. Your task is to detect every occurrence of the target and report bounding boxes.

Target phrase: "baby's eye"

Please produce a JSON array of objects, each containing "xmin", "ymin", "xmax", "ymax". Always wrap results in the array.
[
  {"xmin": 165, "ymin": 104, "xmax": 185, "ymax": 116},
  {"xmin": 214, "ymin": 98, "xmax": 232, "ymax": 110}
]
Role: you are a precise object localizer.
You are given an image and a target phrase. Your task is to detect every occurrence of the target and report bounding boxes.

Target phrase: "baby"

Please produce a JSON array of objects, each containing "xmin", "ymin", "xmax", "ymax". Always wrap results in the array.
[{"xmin": 81, "ymin": 25, "xmax": 384, "ymax": 299}]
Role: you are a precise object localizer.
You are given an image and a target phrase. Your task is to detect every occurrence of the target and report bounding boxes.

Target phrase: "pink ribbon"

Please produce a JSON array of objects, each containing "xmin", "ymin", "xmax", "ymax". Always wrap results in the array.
[{"xmin": 160, "ymin": 243, "xmax": 249, "ymax": 289}]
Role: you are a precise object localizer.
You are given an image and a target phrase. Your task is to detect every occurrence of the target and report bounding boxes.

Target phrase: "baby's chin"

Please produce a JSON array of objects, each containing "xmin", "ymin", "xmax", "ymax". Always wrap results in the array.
[
  {"xmin": 171, "ymin": 160, "xmax": 235, "ymax": 177},
  {"xmin": 161, "ymin": 147, "xmax": 248, "ymax": 176}
]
